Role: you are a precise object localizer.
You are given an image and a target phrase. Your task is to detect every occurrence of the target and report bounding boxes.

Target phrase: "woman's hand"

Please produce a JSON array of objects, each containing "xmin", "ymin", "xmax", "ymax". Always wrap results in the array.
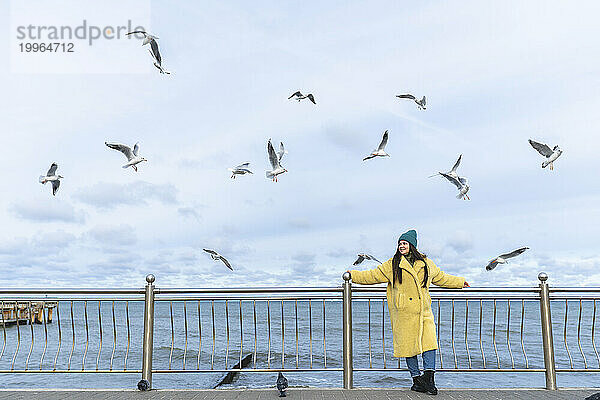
[{"xmin": 463, "ymin": 281, "xmax": 470, "ymax": 288}]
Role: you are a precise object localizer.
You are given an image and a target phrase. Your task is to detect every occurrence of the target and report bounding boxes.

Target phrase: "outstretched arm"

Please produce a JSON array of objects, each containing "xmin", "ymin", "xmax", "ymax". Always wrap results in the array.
[
  {"xmin": 349, "ymin": 259, "xmax": 391, "ymax": 285},
  {"xmin": 429, "ymin": 260, "xmax": 465, "ymax": 289}
]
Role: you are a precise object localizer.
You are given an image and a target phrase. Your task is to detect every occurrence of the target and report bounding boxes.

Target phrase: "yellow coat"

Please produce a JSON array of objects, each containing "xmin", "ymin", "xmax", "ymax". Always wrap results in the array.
[{"xmin": 350, "ymin": 256, "xmax": 465, "ymax": 358}]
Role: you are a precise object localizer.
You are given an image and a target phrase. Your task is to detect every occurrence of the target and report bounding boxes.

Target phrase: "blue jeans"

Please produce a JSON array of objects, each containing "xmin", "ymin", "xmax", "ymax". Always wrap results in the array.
[{"xmin": 405, "ymin": 349, "xmax": 436, "ymax": 377}]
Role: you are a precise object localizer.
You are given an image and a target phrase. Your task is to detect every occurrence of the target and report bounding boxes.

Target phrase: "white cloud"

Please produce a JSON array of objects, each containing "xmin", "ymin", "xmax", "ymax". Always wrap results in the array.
[
  {"xmin": 86, "ymin": 224, "xmax": 137, "ymax": 246},
  {"xmin": 445, "ymin": 230, "xmax": 474, "ymax": 254},
  {"xmin": 177, "ymin": 206, "xmax": 201, "ymax": 221},
  {"xmin": 10, "ymin": 199, "xmax": 86, "ymax": 224},
  {"xmin": 73, "ymin": 181, "xmax": 177, "ymax": 209}
]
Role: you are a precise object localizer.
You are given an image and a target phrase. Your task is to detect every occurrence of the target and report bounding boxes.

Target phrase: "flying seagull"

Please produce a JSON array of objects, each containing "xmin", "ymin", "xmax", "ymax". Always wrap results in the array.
[
  {"xmin": 485, "ymin": 247, "xmax": 529, "ymax": 271},
  {"xmin": 440, "ymin": 172, "xmax": 470, "ymax": 200},
  {"xmin": 277, "ymin": 142, "xmax": 288, "ymax": 162},
  {"xmin": 396, "ymin": 94, "xmax": 426, "ymax": 110},
  {"xmin": 363, "ymin": 130, "xmax": 390, "ymax": 161},
  {"xmin": 203, "ymin": 248, "xmax": 233, "ymax": 271},
  {"xmin": 39, "ymin": 163, "xmax": 63, "ymax": 196},
  {"xmin": 429, "ymin": 154, "xmax": 463, "ymax": 181},
  {"xmin": 105, "ymin": 142, "xmax": 147, "ymax": 171},
  {"xmin": 126, "ymin": 30, "xmax": 159, "ymax": 45},
  {"xmin": 266, "ymin": 139, "xmax": 287, "ymax": 182},
  {"xmin": 288, "ymin": 91, "xmax": 316, "ymax": 104},
  {"xmin": 228, "ymin": 162, "xmax": 253, "ymax": 179},
  {"xmin": 126, "ymin": 30, "xmax": 170, "ymax": 74},
  {"xmin": 353, "ymin": 254, "xmax": 382, "ymax": 265},
  {"xmin": 528, "ymin": 139, "xmax": 562, "ymax": 170},
  {"xmin": 276, "ymin": 372, "xmax": 288, "ymax": 397}
]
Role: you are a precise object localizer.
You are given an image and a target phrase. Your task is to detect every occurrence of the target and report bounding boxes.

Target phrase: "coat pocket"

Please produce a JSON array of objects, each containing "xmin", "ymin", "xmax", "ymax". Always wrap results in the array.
[{"xmin": 395, "ymin": 293, "xmax": 406, "ymax": 309}]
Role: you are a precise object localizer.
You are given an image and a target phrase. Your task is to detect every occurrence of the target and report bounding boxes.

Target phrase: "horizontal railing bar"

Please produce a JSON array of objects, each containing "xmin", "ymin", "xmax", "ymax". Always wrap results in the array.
[
  {"xmin": 0, "ymin": 289, "xmax": 145, "ymax": 295},
  {"xmin": 556, "ymin": 369, "xmax": 600, "ymax": 372},
  {"xmin": 155, "ymin": 296, "xmax": 342, "ymax": 301},
  {"xmin": 352, "ymin": 287, "xmax": 542, "ymax": 293},
  {"xmin": 354, "ymin": 368, "xmax": 547, "ymax": 372},
  {"xmin": 550, "ymin": 288, "xmax": 600, "ymax": 293},
  {"xmin": 550, "ymin": 296, "xmax": 600, "ymax": 300},
  {"xmin": 3, "ymin": 286, "xmax": 599, "ymax": 295},
  {"xmin": 156, "ymin": 287, "xmax": 343, "ymax": 294},
  {"xmin": 151, "ymin": 368, "xmax": 344, "ymax": 373},
  {"xmin": 353, "ymin": 295, "xmax": 541, "ymax": 300},
  {"xmin": 0, "ymin": 370, "xmax": 142, "ymax": 373},
  {"xmin": 0, "ymin": 295, "xmax": 545, "ymax": 302},
  {"xmin": 0, "ymin": 298, "xmax": 145, "ymax": 302}
]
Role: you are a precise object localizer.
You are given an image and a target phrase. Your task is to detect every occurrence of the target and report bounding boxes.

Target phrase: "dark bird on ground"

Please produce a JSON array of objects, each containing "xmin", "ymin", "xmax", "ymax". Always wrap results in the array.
[
  {"xmin": 396, "ymin": 94, "xmax": 426, "ymax": 110},
  {"xmin": 363, "ymin": 130, "xmax": 390, "ymax": 161},
  {"xmin": 276, "ymin": 372, "xmax": 288, "ymax": 397},
  {"xmin": 288, "ymin": 91, "xmax": 316, "ymax": 104},
  {"xmin": 39, "ymin": 163, "xmax": 63, "ymax": 196},
  {"xmin": 528, "ymin": 139, "xmax": 562, "ymax": 170},
  {"xmin": 485, "ymin": 247, "xmax": 529, "ymax": 271},
  {"xmin": 203, "ymin": 249, "xmax": 233, "ymax": 271},
  {"xmin": 353, "ymin": 254, "xmax": 382, "ymax": 265}
]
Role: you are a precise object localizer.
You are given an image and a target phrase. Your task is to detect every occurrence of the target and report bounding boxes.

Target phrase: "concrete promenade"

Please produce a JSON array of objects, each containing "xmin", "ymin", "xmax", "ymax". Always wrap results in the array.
[{"xmin": 0, "ymin": 389, "xmax": 598, "ymax": 400}]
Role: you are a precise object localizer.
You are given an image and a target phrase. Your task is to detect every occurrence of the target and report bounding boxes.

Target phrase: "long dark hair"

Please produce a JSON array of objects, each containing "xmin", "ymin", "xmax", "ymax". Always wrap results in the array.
[{"xmin": 392, "ymin": 243, "xmax": 429, "ymax": 288}]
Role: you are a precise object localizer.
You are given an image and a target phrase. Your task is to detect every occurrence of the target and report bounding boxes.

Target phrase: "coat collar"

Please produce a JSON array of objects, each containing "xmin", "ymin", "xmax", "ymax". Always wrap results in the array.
[{"xmin": 399, "ymin": 256, "xmax": 420, "ymax": 279}]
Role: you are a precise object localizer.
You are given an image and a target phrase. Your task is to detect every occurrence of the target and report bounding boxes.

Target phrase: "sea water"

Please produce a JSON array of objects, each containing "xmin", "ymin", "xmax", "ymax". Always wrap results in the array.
[{"xmin": 0, "ymin": 299, "xmax": 597, "ymax": 389}]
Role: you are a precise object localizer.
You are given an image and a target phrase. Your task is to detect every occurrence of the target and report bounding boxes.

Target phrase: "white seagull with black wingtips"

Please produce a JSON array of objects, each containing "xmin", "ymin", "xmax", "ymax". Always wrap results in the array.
[
  {"xmin": 266, "ymin": 139, "xmax": 287, "ymax": 182},
  {"xmin": 396, "ymin": 93, "xmax": 426, "ymax": 110},
  {"xmin": 228, "ymin": 162, "xmax": 253, "ymax": 179},
  {"xmin": 363, "ymin": 130, "xmax": 390, "ymax": 161},
  {"xmin": 353, "ymin": 254, "xmax": 382, "ymax": 265},
  {"xmin": 203, "ymin": 248, "xmax": 233, "ymax": 271},
  {"xmin": 429, "ymin": 154, "xmax": 463, "ymax": 181},
  {"xmin": 288, "ymin": 91, "xmax": 316, "ymax": 104},
  {"xmin": 528, "ymin": 139, "xmax": 562, "ymax": 170},
  {"xmin": 485, "ymin": 247, "xmax": 529, "ymax": 271},
  {"xmin": 126, "ymin": 30, "xmax": 170, "ymax": 74},
  {"xmin": 105, "ymin": 142, "xmax": 147, "ymax": 171},
  {"xmin": 439, "ymin": 172, "xmax": 470, "ymax": 200},
  {"xmin": 39, "ymin": 163, "xmax": 63, "ymax": 196}
]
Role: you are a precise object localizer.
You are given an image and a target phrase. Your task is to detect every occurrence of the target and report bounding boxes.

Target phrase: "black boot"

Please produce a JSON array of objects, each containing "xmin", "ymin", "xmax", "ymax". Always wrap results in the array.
[
  {"xmin": 410, "ymin": 375, "xmax": 427, "ymax": 393},
  {"xmin": 422, "ymin": 370, "xmax": 438, "ymax": 395}
]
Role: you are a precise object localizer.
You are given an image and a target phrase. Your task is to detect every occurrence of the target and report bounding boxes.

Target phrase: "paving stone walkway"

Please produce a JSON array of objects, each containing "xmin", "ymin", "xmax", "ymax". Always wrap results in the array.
[{"xmin": 0, "ymin": 388, "xmax": 598, "ymax": 400}]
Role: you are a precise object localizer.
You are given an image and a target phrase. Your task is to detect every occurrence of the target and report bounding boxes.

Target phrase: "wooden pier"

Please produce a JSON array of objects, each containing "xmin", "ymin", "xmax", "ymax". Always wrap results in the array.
[
  {"xmin": 0, "ymin": 388, "xmax": 598, "ymax": 400},
  {"xmin": 1, "ymin": 301, "xmax": 56, "ymax": 326}
]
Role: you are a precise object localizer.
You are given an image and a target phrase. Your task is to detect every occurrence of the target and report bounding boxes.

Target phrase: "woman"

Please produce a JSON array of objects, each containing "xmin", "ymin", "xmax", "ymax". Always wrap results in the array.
[{"xmin": 348, "ymin": 229, "xmax": 469, "ymax": 395}]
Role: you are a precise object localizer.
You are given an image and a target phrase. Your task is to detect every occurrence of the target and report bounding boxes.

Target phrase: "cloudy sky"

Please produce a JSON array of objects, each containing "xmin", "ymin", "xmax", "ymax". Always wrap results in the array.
[{"xmin": 1, "ymin": 1, "xmax": 599, "ymax": 288}]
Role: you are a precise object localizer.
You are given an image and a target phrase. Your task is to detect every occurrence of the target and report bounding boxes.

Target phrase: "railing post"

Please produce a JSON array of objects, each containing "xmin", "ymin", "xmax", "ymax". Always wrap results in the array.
[
  {"xmin": 538, "ymin": 272, "xmax": 557, "ymax": 390},
  {"xmin": 138, "ymin": 274, "xmax": 156, "ymax": 391},
  {"xmin": 342, "ymin": 272, "xmax": 353, "ymax": 389}
]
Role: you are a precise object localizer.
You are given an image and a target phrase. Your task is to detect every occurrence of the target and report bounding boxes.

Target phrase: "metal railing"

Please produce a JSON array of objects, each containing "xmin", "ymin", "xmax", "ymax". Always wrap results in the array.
[{"xmin": 1, "ymin": 272, "xmax": 598, "ymax": 390}]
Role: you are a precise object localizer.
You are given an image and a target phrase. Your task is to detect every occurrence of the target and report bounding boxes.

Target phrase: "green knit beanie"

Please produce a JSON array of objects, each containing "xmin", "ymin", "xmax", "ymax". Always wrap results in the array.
[{"xmin": 398, "ymin": 229, "xmax": 418, "ymax": 249}]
